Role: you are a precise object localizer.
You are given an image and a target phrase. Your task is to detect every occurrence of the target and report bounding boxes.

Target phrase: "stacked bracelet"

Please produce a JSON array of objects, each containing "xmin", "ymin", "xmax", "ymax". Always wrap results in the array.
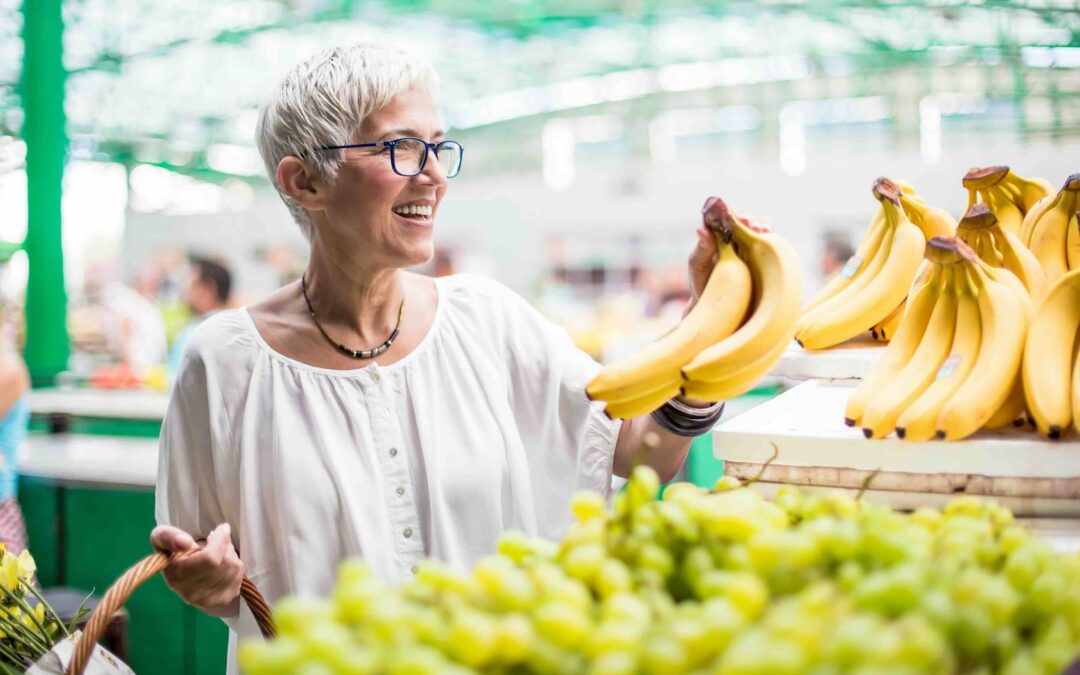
[{"xmin": 649, "ymin": 398, "xmax": 725, "ymax": 437}]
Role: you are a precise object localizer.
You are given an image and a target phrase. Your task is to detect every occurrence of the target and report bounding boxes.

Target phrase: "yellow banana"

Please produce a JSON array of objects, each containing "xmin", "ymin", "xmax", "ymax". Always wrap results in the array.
[
  {"xmin": 1020, "ymin": 193, "xmax": 1055, "ymax": 246},
  {"xmin": 1023, "ymin": 268, "xmax": 1080, "ymax": 439},
  {"xmin": 602, "ymin": 381, "xmax": 682, "ymax": 420},
  {"xmin": 895, "ymin": 267, "xmax": 980, "ymax": 442},
  {"xmin": 984, "ymin": 375, "xmax": 1026, "ymax": 430},
  {"xmin": 844, "ymin": 260, "xmax": 944, "ymax": 427},
  {"xmin": 679, "ymin": 331, "xmax": 791, "ymax": 401},
  {"xmin": 859, "ymin": 266, "xmax": 958, "ymax": 439},
  {"xmin": 1003, "ymin": 171, "xmax": 1054, "ymax": 213},
  {"xmin": 586, "ymin": 205, "xmax": 752, "ymax": 403},
  {"xmin": 1029, "ymin": 176, "xmax": 1080, "ymax": 287},
  {"xmin": 802, "ymin": 210, "xmax": 886, "ymax": 315},
  {"xmin": 936, "ymin": 264, "xmax": 1029, "ymax": 441},
  {"xmin": 871, "ymin": 301, "xmax": 905, "ymax": 342},
  {"xmin": 959, "ymin": 204, "xmax": 1046, "ymax": 301},
  {"xmin": 795, "ymin": 179, "xmax": 925, "ymax": 350},
  {"xmin": 1067, "ymin": 209, "xmax": 1080, "ymax": 271},
  {"xmin": 984, "ymin": 186, "xmax": 1025, "ymax": 235},
  {"xmin": 681, "ymin": 215, "xmax": 803, "ymax": 382},
  {"xmin": 899, "ymin": 192, "xmax": 957, "ymax": 239},
  {"xmin": 1073, "ymin": 335, "xmax": 1080, "ymax": 435}
]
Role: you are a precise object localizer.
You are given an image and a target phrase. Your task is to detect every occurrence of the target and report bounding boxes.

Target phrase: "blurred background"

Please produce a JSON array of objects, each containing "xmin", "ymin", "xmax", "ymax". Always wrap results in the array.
[{"xmin": 1, "ymin": 1, "xmax": 1079, "ymax": 672}]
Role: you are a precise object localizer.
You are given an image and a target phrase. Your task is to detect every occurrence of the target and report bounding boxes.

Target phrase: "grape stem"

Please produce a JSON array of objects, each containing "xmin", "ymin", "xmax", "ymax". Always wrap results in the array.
[
  {"xmin": 854, "ymin": 467, "xmax": 882, "ymax": 501},
  {"xmin": 726, "ymin": 442, "xmax": 780, "ymax": 492}
]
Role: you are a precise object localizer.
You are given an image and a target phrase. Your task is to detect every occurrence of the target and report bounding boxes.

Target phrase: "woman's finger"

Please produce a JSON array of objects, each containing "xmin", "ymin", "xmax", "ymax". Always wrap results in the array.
[{"xmin": 151, "ymin": 525, "xmax": 197, "ymax": 554}]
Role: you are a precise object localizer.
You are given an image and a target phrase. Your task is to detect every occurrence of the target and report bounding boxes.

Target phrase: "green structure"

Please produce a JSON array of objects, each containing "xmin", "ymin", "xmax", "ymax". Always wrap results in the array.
[{"xmin": 20, "ymin": 0, "xmax": 68, "ymax": 385}]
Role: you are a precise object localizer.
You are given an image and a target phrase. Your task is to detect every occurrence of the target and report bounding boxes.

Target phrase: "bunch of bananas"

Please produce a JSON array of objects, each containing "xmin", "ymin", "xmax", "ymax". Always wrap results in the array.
[
  {"xmin": 796, "ymin": 178, "xmax": 954, "ymax": 350},
  {"xmin": 1022, "ymin": 268, "xmax": 1080, "ymax": 440},
  {"xmin": 585, "ymin": 197, "xmax": 803, "ymax": 418},
  {"xmin": 1019, "ymin": 174, "xmax": 1080, "ymax": 286},
  {"xmin": 846, "ymin": 236, "xmax": 1032, "ymax": 441},
  {"xmin": 963, "ymin": 165, "xmax": 1054, "ymax": 237},
  {"xmin": 956, "ymin": 203, "xmax": 1047, "ymax": 301}
]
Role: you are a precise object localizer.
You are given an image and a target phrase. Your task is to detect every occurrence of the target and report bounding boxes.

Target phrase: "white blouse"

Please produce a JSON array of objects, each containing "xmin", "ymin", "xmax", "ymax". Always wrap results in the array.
[{"xmin": 155, "ymin": 273, "xmax": 623, "ymax": 669}]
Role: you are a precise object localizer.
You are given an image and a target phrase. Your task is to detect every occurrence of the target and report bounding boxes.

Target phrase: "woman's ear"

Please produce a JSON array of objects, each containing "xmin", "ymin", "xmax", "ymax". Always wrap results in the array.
[{"xmin": 277, "ymin": 156, "xmax": 324, "ymax": 212}]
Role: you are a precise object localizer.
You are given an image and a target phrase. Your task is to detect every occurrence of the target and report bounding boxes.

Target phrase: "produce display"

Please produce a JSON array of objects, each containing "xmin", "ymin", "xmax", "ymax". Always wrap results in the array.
[
  {"xmin": 1022, "ymin": 268, "xmax": 1080, "ymax": 439},
  {"xmin": 586, "ymin": 197, "xmax": 802, "ymax": 417},
  {"xmin": 795, "ymin": 178, "xmax": 954, "ymax": 350},
  {"xmin": 845, "ymin": 236, "xmax": 1031, "ymax": 441},
  {"xmin": 238, "ymin": 467, "xmax": 1080, "ymax": 675}
]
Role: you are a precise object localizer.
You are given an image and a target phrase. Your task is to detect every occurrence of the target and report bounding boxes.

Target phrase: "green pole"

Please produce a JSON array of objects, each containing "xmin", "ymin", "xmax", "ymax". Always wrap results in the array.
[{"xmin": 20, "ymin": 0, "xmax": 68, "ymax": 385}]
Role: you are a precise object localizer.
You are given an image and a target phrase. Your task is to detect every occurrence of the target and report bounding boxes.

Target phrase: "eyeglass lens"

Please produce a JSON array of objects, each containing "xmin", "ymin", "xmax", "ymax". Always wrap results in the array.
[{"xmin": 391, "ymin": 139, "xmax": 462, "ymax": 178}]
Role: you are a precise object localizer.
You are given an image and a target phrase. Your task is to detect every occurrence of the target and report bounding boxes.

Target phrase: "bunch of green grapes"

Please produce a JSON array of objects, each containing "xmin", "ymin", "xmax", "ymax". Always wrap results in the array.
[{"xmin": 239, "ymin": 467, "xmax": 1080, "ymax": 675}]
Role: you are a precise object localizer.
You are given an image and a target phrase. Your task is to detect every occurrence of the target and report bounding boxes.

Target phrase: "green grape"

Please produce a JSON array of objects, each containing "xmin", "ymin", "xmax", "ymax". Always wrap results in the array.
[
  {"xmin": 681, "ymin": 546, "xmax": 714, "ymax": 585},
  {"xmin": 571, "ymin": 490, "xmax": 608, "ymax": 523},
  {"xmin": 999, "ymin": 648, "xmax": 1041, "ymax": 675},
  {"xmin": 953, "ymin": 568, "xmax": 1019, "ymax": 626},
  {"xmin": 588, "ymin": 650, "xmax": 638, "ymax": 675},
  {"xmin": 821, "ymin": 614, "xmax": 883, "ymax": 667},
  {"xmin": 895, "ymin": 614, "xmax": 952, "ymax": 672},
  {"xmin": 595, "ymin": 557, "xmax": 633, "ymax": 598},
  {"xmin": 657, "ymin": 500, "xmax": 700, "ymax": 543},
  {"xmin": 636, "ymin": 543, "xmax": 675, "ymax": 578},
  {"xmin": 534, "ymin": 600, "xmax": 592, "ymax": 650},
  {"xmin": 588, "ymin": 618, "xmax": 646, "ymax": 658},
  {"xmin": 1034, "ymin": 616, "xmax": 1075, "ymax": 673},
  {"xmin": 715, "ymin": 629, "xmax": 808, "ymax": 675},
  {"xmin": 562, "ymin": 542, "xmax": 607, "ymax": 583},
  {"xmin": 774, "ymin": 484, "xmax": 803, "ymax": 517},
  {"xmin": 496, "ymin": 529, "xmax": 535, "ymax": 563},
  {"xmin": 667, "ymin": 613, "xmax": 716, "ymax": 668},
  {"xmin": 602, "ymin": 592, "xmax": 652, "ymax": 626},
  {"xmin": 275, "ymin": 596, "xmax": 338, "ymax": 637},
  {"xmin": 448, "ymin": 609, "xmax": 498, "ymax": 668},
  {"xmin": 336, "ymin": 558, "xmax": 375, "ymax": 586},
  {"xmin": 238, "ymin": 637, "xmax": 305, "ymax": 675},
  {"xmin": 949, "ymin": 605, "xmax": 994, "ymax": 661},
  {"xmin": 495, "ymin": 612, "xmax": 536, "ymax": 663},
  {"xmin": 713, "ymin": 476, "xmax": 743, "ymax": 492},
  {"xmin": 836, "ymin": 560, "xmax": 864, "ymax": 593},
  {"xmin": 908, "ymin": 507, "xmax": 942, "ymax": 532},
  {"xmin": 386, "ymin": 644, "xmax": 449, "ymax": 675},
  {"xmin": 474, "ymin": 555, "xmax": 537, "ymax": 610},
  {"xmin": 1029, "ymin": 567, "xmax": 1067, "ymax": 616},
  {"xmin": 294, "ymin": 663, "xmax": 336, "ymax": 675},
  {"xmin": 943, "ymin": 496, "xmax": 989, "ymax": 518},
  {"xmin": 694, "ymin": 570, "xmax": 768, "ymax": 620},
  {"xmin": 641, "ymin": 635, "xmax": 689, "ymax": 675},
  {"xmin": 626, "ymin": 465, "xmax": 661, "ymax": 509},
  {"xmin": 299, "ymin": 622, "xmax": 354, "ymax": 666},
  {"xmin": 997, "ymin": 524, "xmax": 1029, "ymax": 555},
  {"xmin": 563, "ymin": 517, "xmax": 607, "ymax": 548},
  {"xmin": 853, "ymin": 564, "xmax": 923, "ymax": 616},
  {"xmin": 699, "ymin": 597, "xmax": 747, "ymax": 654}
]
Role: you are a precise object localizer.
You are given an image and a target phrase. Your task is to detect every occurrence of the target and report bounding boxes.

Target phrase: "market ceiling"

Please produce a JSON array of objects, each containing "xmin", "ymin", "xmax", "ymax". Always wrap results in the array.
[{"xmin": 0, "ymin": 0, "xmax": 1078, "ymax": 176}]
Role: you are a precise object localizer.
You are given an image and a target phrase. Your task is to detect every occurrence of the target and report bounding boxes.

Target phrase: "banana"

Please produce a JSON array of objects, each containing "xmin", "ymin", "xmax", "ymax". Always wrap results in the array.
[
  {"xmin": 1029, "ymin": 175, "xmax": 1080, "ymax": 287},
  {"xmin": 895, "ymin": 266, "xmax": 980, "ymax": 442},
  {"xmin": 1067, "ymin": 209, "xmax": 1080, "ymax": 271},
  {"xmin": 681, "ymin": 213, "xmax": 803, "ymax": 382},
  {"xmin": 984, "ymin": 186, "xmax": 1025, "ymax": 235},
  {"xmin": 871, "ymin": 301, "xmax": 905, "ymax": 342},
  {"xmin": 936, "ymin": 263, "xmax": 1029, "ymax": 441},
  {"xmin": 586, "ymin": 202, "xmax": 752, "ymax": 404},
  {"xmin": 1004, "ymin": 171, "xmax": 1054, "ymax": 213},
  {"xmin": 844, "ymin": 260, "xmax": 943, "ymax": 427},
  {"xmin": 1020, "ymin": 194, "xmax": 1055, "ymax": 246},
  {"xmin": 899, "ymin": 192, "xmax": 957, "ymax": 239},
  {"xmin": 859, "ymin": 266, "xmax": 958, "ymax": 439},
  {"xmin": 602, "ymin": 381, "xmax": 682, "ymax": 420},
  {"xmin": 959, "ymin": 204, "xmax": 1047, "ymax": 301},
  {"xmin": 795, "ymin": 178, "xmax": 925, "ymax": 350},
  {"xmin": 1073, "ymin": 330, "xmax": 1080, "ymax": 435},
  {"xmin": 984, "ymin": 375, "xmax": 1026, "ymax": 430},
  {"xmin": 679, "ymin": 330, "xmax": 792, "ymax": 401},
  {"xmin": 1023, "ymin": 268, "xmax": 1080, "ymax": 439},
  {"xmin": 802, "ymin": 210, "xmax": 886, "ymax": 315}
]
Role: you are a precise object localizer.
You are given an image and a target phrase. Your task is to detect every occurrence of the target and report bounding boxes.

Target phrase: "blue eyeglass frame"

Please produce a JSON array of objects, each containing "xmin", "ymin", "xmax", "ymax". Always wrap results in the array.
[{"xmin": 314, "ymin": 137, "xmax": 464, "ymax": 178}]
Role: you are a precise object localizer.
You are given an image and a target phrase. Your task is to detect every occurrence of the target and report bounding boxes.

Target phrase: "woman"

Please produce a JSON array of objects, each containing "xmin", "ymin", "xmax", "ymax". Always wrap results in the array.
[
  {"xmin": 153, "ymin": 43, "xmax": 724, "ymax": 667},
  {"xmin": 0, "ymin": 306, "xmax": 30, "ymax": 554}
]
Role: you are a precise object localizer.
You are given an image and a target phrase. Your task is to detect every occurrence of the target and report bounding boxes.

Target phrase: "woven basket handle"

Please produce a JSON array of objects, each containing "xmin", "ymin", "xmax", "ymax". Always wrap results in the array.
[{"xmin": 64, "ymin": 550, "xmax": 275, "ymax": 675}]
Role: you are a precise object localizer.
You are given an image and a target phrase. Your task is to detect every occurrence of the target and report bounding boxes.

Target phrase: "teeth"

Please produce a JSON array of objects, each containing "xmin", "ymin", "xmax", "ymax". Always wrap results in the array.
[{"xmin": 393, "ymin": 204, "xmax": 432, "ymax": 217}]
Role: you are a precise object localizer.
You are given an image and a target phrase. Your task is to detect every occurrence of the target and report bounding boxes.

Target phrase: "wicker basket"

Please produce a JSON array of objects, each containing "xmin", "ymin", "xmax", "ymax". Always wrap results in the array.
[{"xmin": 64, "ymin": 549, "xmax": 275, "ymax": 675}]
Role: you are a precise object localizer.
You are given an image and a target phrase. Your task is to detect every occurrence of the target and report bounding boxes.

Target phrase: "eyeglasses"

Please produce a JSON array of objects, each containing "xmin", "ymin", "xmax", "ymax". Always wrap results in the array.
[{"xmin": 314, "ymin": 137, "xmax": 463, "ymax": 178}]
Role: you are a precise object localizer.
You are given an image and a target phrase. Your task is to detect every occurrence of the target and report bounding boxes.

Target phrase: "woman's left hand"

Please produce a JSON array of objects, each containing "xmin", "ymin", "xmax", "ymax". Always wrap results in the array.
[{"xmin": 686, "ymin": 226, "xmax": 719, "ymax": 309}]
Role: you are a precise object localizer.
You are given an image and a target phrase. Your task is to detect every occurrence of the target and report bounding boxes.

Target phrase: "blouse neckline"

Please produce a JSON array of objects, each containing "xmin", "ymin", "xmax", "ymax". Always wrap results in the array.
[{"xmin": 238, "ymin": 276, "xmax": 446, "ymax": 378}]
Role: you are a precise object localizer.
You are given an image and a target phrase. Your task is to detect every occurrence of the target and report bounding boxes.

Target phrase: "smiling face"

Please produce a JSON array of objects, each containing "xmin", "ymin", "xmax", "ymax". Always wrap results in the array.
[{"xmin": 311, "ymin": 86, "xmax": 448, "ymax": 270}]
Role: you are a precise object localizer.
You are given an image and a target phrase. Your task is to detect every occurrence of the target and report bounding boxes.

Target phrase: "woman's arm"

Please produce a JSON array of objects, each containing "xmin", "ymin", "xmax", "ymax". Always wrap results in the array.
[{"xmin": 0, "ymin": 356, "xmax": 29, "ymax": 419}]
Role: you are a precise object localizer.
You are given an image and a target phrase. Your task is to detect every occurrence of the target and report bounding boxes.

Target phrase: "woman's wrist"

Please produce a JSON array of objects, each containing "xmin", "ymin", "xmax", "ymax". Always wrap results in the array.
[{"xmin": 650, "ymin": 397, "xmax": 725, "ymax": 437}]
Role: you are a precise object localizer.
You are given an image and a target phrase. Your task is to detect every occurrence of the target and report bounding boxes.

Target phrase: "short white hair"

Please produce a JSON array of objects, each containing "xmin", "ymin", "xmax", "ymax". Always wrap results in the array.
[{"xmin": 256, "ymin": 43, "xmax": 439, "ymax": 239}]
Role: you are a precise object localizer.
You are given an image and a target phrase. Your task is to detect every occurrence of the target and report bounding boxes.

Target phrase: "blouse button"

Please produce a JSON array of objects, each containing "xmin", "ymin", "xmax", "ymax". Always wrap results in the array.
[
  {"xmin": 381, "ymin": 409, "xmax": 390, "ymax": 419},
  {"xmin": 371, "ymin": 372, "xmax": 381, "ymax": 382},
  {"xmin": 403, "ymin": 527, "xmax": 413, "ymax": 539},
  {"xmin": 389, "ymin": 447, "xmax": 398, "ymax": 457},
  {"xmin": 396, "ymin": 486, "xmax": 406, "ymax": 496}
]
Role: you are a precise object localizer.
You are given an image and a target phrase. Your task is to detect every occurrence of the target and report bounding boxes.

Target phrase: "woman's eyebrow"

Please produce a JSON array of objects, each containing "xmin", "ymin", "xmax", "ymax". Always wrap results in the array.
[{"xmin": 377, "ymin": 128, "xmax": 446, "ymax": 140}]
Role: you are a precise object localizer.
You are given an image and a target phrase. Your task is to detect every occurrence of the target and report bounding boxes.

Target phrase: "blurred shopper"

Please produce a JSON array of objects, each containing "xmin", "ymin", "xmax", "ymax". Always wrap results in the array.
[
  {"xmin": 821, "ymin": 230, "xmax": 855, "ymax": 279},
  {"xmin": 154, "ymin": 44, "xmax": 723, "ymax": 669},
  {"xmin": 167, "ymin": 255, "xmax": 232, "ymax": 377},
  {"xmin": 85, "ymin": 264, "xmax": 168, "ymax": 380},
  {"xmin": 0, "ymin": 304, "xmax": 29, "ymax": 555}
]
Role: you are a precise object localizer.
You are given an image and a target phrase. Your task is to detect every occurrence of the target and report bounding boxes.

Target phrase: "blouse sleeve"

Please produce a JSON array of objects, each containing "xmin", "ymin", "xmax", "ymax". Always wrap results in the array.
[
  {"xmin": 489, "ymin": 280, "xmax": 623, "ymax": 504},
  {"xmin": 155, "ymin": 340, "xmax": 232, "ymax": 544}
]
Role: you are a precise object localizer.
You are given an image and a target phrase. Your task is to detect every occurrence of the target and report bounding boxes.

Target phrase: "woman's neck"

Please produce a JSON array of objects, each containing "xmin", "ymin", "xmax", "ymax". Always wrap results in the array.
[{"xmin": 303, "ymin": 245, "xmax": 405, "ymax": 344}]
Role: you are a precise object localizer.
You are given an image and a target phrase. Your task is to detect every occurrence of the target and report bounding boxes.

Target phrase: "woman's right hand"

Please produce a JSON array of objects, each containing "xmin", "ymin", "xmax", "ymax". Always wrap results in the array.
[{"xmin": 150, "ymin": 523, "xmax": 244, "ymax": 617}]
